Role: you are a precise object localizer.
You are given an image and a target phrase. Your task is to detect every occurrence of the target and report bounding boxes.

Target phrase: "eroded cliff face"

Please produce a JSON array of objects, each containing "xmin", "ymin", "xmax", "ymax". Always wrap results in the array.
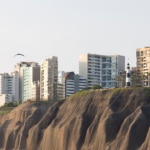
[{"xmin": 0, "ymin": 88, "xmax": 150, "ymax": 150}]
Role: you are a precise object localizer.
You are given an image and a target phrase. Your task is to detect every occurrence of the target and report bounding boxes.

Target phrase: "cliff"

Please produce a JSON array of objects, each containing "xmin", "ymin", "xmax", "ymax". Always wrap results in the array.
[{"xmin": 0, "ymin": 88, "xmax": 150, "ymax": 150}]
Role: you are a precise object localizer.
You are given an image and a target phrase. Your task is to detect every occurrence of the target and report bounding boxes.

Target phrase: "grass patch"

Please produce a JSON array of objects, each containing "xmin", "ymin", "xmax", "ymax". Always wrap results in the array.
[
  {"xmin": 0, "ymin": 110, "xmax": 11, "ymax": 115},
  {"xmin": 66, "ymin": 90, "xmax": 93, "ymax": 100},
  {"xmin": 112, "ymin": 87, "xmax": 134, "ymax": 92},
  {"xmin": 0, "ymin": 107, "xmax": 14, "ymax": 115},
  {"xmin": 0, "ymin": 102, "xmax": 18, "ymax": 115},
  {"xmin": 76, "ymin": 90, "xmax": 92, "ymax": 95}
]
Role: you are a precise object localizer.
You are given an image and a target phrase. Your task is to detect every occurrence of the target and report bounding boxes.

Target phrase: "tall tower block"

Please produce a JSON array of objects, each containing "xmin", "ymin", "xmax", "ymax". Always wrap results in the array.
[{"xmin": 126, "ymin": 63, "xmax": 131, "ymax": 87}]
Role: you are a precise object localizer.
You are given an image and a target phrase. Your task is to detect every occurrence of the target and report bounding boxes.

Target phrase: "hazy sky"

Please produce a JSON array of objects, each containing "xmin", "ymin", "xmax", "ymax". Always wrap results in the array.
[{"xmin": 0, "ymin": 0, "xmax": 150, "ymax": 73}]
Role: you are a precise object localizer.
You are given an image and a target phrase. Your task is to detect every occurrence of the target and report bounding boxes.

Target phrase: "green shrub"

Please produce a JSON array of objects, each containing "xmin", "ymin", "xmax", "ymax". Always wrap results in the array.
[{"xmin": 92, "ymin": 85, "xmax": 102, "ymax": 90}]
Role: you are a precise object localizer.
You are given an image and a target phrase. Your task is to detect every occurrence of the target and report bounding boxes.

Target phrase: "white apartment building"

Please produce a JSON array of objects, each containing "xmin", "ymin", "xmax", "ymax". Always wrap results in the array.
[
  {"xmin": 0, "ymin": 72, "xmax": 19, "ymax": 106},
  {"xmin": 40, "ymin": 56, "xmax": 58, "ymax": 101},
  {"xmin": 14, "ymin": 62, "xmax": 37, "ymax": 101},
  {"xmin": 22, "ymin": 62, "xmax": 40, "ymax": 102},
  {"xmin": 79, "ymin": 53, "xmax": 125, "ymax": 88}
]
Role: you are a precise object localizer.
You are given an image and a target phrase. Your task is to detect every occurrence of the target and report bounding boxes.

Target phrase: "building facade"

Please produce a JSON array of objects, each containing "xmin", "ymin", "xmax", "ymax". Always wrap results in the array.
[
  {"xmin": 32, "ymin": 81, "xmax": 40, "ymax": 101},
  {"xmin": 79, "ymin": 53, "xmax": 125, "ymax": 88},
  {"xmin": 57, "ymin": 71, "xmax": 87, "ymax": 99},
  {"xmin": 136, "ymin": 47, "xmax": 150, "ymax": 87},
  {"xmin": 0, "ymin": 72, "xmax": 19, "ymax": 105},
  {"xmin": 78, "ymin": 75, "xmax": 87, "ymax": 91},
  {"xmin": 64, "ymin": 72, "xmax": 87, "ymax": 98},
  {"xmin": 57, "ymin": 71, "xmax": 65, "ymax": 100},
  {"xmin": 40, "ymin": 56, "xmax": 58, "ymax": 101},
  {"xmin": 22, "ymin": 62, "xmax": 40, "ymax": 102},
  {"xmin": 14, "ymin": 62, "xmax": 37, "ymax": 101},
  {"xmin": 64, "ymin": 72, "xmax": 76, "ymax": 98}
]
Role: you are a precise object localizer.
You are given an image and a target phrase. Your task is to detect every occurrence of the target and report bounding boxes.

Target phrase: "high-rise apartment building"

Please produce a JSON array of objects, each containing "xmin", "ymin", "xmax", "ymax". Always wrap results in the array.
[
  {"xmin": 136, "ymin": 46, "xmax": 150, "ymax": 86},
  {"xmin": 22, "ymin": 62, "xmax": 40, "ymax": 102},
  {"xmin": 79, "ymin": 53, "xmax": 125, "ymax": 88},
  {"xmin": 40, "ymin": 56, "xmax": 58, "ymax": 101},
  {"xmin": 0, "ymin": 72, "xmax": 19, "ymax": 105},
  {"xmin": 14, "ymin": 62, "xmax": 37, "ymax": 101}
]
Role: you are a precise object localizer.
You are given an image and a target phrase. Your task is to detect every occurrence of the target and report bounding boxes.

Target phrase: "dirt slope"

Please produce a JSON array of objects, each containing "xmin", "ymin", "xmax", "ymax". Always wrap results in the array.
[{"xmin": 0, "ymin": 88, "xmax": 150, "ymax": 150}]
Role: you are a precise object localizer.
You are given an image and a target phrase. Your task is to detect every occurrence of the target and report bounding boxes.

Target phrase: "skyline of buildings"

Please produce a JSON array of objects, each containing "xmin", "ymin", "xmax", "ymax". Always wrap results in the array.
[{"xmin": 0, "ymin": 46, "xmax": 148, "ymax": 106}]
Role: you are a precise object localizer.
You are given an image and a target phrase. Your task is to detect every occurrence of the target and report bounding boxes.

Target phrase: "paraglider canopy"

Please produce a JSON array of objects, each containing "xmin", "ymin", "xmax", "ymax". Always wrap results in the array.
[{"xmin": 14, "ymin": 53, "xmax": 25, "ymax": 57}]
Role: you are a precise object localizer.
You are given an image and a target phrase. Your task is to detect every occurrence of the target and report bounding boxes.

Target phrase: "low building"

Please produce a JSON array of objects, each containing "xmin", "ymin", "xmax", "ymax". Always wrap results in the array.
[
  {"xmin": 58, "ymin": 72, "xmax": 87, "ymax": 98},
  {"xmin": 0, "ymin": 94, "xmax": 13, "ymax": 106}
]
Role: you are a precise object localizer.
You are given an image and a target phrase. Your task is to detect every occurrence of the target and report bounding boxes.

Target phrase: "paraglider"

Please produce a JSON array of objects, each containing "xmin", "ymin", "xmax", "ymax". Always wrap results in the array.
[{"xmin": 14, "ymin": 53, "xmax": 25, "ymax": 57}]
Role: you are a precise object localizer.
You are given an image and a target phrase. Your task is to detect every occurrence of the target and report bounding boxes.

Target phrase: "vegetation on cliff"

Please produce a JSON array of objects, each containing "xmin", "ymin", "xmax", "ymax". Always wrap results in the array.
[{"xmin": 0, "ymin": 102, "xmax": 18, "ymax": 115}]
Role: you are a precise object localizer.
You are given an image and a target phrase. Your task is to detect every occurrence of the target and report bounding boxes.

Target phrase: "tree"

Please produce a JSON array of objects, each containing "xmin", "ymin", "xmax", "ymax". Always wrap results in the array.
[
  {"xmin": 115, "ymin": 76, "xmax": 122, "ymax": 88},
  {"xmin": 130, "ymin": 74, "xmax": 142, "ymax": 87},
  {"xmin": 130, "ymin": 69, "xmax": 143, "ymax": 87}
]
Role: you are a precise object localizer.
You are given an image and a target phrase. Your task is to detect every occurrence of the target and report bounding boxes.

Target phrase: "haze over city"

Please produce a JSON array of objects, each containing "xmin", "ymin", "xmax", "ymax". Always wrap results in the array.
[{"xmin": 0, "ymin": 0, "xmax": 150, "ymax": 73}]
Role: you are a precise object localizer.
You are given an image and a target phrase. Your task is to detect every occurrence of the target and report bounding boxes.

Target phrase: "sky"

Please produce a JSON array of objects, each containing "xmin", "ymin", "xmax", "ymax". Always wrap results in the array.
[{"xmin": 0, "ymin": 0, "xmax": 150, "ymax": 73}]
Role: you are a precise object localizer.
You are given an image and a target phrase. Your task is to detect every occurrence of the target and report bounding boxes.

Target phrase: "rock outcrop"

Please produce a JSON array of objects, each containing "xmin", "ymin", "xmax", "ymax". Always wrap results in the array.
[{"xmin": 0, "ymin": 88, "xmax": 150, "ymax": 150}]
